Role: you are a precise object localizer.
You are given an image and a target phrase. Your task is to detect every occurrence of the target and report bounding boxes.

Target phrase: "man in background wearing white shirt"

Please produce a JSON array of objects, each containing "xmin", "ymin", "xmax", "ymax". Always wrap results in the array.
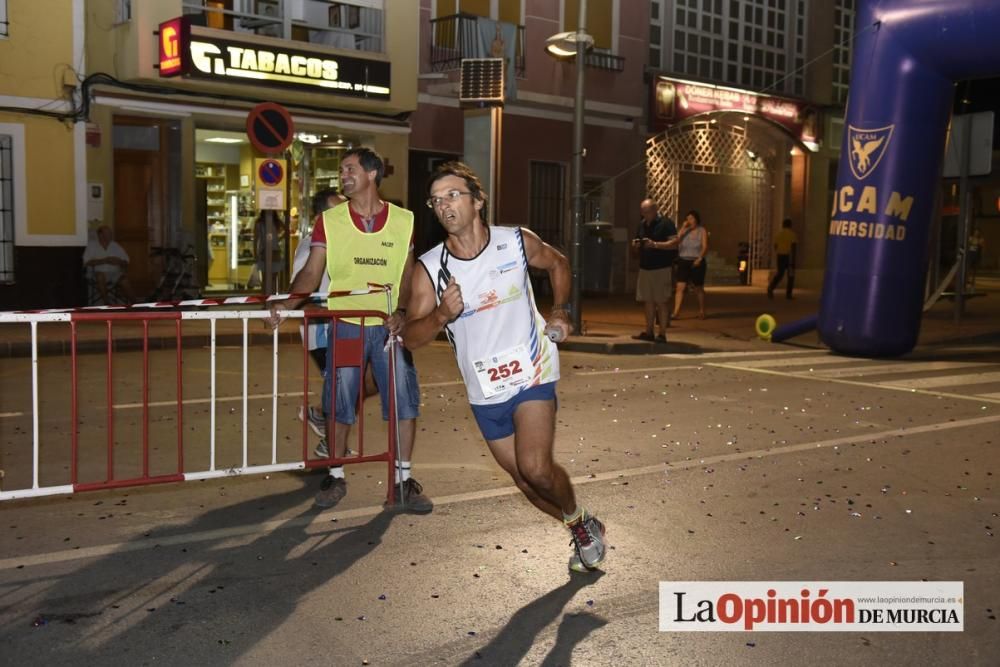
[{"xmin": 83, "ymin": 225, "xmax": 134, "ymax": 304}]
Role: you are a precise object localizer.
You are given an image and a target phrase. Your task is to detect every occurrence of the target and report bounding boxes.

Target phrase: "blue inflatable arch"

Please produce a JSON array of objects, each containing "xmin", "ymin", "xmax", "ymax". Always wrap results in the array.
[{"xmin": 820, "ymin": 0, "xmax": 1000, "ymax": 357}]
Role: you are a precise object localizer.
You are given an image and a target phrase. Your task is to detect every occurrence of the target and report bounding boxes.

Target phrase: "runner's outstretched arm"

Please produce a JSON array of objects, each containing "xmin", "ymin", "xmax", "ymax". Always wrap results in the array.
[{"xmin": 402, "ymin": 262, "xmax": 462, "ymax": 350}]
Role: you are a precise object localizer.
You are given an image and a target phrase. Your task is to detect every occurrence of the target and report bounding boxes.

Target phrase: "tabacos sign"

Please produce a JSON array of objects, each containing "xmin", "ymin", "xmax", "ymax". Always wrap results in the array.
[{"xmin": 156, "ymin": 17, "xmax": 390, "ymax": 100}]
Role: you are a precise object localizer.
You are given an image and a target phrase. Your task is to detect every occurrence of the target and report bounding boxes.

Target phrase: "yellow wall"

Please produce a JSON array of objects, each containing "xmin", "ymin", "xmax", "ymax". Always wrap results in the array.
[
  {"xmin": 565, "ymin": 0, "xmax": 613, "ymax": 50},
  {"xmin": 0, "ymin": 1, "xmax": 78, "ymax": 238},
  {"xmin": 0, "ymin": 113, "xmax": 77, "ymax": 236},
  {"xmin": 0, "ymin": 0, "xmax": 76, "ymax": 99},
  {"xmin": 26, "ymin": 120, "xmax": 77, "ymax": 235}
]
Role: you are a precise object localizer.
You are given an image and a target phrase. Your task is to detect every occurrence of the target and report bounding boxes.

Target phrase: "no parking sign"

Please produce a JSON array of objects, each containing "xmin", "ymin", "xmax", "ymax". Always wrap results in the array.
[{"xmin": 255, "ymin": 158, "xmax": 287, "ymax": 210}]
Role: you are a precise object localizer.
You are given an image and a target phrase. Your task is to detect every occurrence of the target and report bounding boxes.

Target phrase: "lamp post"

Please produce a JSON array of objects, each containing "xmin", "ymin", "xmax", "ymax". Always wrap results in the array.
[{"xmin": 546, "ymin": 1, "xmax": 592, "ymax": 334}]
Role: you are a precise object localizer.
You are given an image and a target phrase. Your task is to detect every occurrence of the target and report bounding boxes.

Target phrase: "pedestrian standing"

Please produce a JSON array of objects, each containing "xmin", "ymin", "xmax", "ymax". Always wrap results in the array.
[
  {"xmin": 631, "ymin": 198, "xmax": 677, "ymax": 343},
  {"xmin": 662, "ymin": 210, "xmax": 708, "ymax": 319}
]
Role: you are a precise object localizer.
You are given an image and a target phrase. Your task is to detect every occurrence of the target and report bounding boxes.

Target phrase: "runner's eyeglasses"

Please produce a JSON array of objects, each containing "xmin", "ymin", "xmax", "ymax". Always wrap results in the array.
[{"xmin": 426, "ymin": 190, "xmax": 473, "ymax": 209}]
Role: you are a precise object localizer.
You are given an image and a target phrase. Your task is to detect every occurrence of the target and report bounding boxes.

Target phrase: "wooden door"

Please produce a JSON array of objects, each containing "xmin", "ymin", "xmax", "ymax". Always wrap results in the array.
[{"xmin": 114, "ymin": 149, "xmax": 161, "ymax": 296}]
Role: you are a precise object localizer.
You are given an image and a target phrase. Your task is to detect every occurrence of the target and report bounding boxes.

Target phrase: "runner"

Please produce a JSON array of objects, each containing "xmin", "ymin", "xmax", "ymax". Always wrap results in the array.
[{"xmin": 403, "ymin": 161, "xmax": 607, "ymax": 571}]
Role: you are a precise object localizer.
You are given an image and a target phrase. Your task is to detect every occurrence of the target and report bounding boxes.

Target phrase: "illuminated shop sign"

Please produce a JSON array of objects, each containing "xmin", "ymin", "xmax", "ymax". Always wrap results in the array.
[
  {"xmin": 159, "ymin": 18, "xmax": 185, "ymax": 77},
  {"xmin": 650, "ymin": 75, "xmax": 817, "ymax": 144},
  {"xmin": 157, "ymin": 18, "xmax": 390, "ymax": 100}
]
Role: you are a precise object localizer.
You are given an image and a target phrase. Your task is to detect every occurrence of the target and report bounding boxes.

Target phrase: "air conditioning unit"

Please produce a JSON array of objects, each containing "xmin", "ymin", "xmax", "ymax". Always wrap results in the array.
[{"xmin": 459, "ymin": 58, "xmax": 504, "ymax": 107}]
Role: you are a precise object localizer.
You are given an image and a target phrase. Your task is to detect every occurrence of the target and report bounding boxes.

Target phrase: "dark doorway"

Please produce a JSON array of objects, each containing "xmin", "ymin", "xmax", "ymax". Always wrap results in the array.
[{"xmin": 409, "ymin": 150, "xmax": 460, "ymax": 256}]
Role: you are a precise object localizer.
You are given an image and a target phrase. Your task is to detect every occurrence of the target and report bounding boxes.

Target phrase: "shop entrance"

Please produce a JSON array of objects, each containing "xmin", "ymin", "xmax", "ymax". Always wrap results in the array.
[{"xmin": 196, "ymin": 128, "xmax": 368, "ymax": 294}]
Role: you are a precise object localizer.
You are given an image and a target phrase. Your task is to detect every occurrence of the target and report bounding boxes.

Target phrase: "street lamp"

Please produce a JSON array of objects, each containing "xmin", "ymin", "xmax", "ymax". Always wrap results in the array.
[{"xmin": 546, "ymin": 0, "xmax": 592, "ymax": 334}]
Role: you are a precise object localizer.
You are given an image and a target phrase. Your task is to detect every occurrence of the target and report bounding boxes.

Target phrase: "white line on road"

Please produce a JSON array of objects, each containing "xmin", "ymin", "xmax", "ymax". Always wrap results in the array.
[
  {"xmin": 719, "ymin": 354, "xmax": 859, "ymax": 369},
  {"xmin": 809, "ymin": 360, "xmax": 988, "ymax": 378},
  {"xmin": 576, "ymin": 365, "xmax": 704, "ymax": 376},
  {"xmin": 655, "ymin": 349, "xmax": 821, "ymax": 359},
  {"xmin": 3, "ymin": 412, "xmax": 998, "ymax": 572},
  {"xmin": 709, "ymin": 362, "xmax": 1000, "ymax": 404},
  {"xmin": 880, "ymin": 371, "xmax": 1000, "ymax": 389}
]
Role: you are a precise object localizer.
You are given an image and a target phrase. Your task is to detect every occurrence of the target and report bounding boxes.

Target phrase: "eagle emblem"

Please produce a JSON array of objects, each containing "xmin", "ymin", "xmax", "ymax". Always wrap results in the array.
[{"xmin": 847, "ymin": 125, "xmax": 894, "ymax": 180}]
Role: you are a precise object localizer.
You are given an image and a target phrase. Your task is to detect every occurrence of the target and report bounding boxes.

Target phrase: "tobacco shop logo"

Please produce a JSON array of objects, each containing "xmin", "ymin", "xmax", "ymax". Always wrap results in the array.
[{"xmin": 848, "ymin": 124, "xmax": 894, "ymax": 181}]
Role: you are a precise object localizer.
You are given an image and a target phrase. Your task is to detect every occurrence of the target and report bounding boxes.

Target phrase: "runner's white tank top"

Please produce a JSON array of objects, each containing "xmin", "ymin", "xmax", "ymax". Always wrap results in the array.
[{"xmin": 418, "ymin": 226, "xmax": 560, "ymax": 405}]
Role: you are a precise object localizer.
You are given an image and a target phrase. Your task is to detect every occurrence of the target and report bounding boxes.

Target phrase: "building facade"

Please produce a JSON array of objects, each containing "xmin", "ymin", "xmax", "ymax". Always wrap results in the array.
[
  {"xmin": 645, "ymin": 0, "xmax": 848, "ymax": 288},
  {"xmin": 409, "ymin": 0, "xmax": 651, "ymax": 298},
  {"xmin": 0, "ymin": 0, "xmax": 87, "ymax": 307},
  {"xmin": 2, "ymin": 0, "xmax": 419, "ymax": 307}
]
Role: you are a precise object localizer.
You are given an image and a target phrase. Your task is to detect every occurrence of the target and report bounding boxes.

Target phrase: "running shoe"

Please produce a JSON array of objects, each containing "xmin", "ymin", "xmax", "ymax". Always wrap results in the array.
[
  {"xmin": 314, "ymin": 438, "xmax": 329, "ymax": 459},
  {"xmin": 298, "ymin": 405, "xmax": 325, "ymax": 437},
  {"xmin": 315, "ymin": 475, "xmax": 347, "ymax": 508},
  {"xmin": 568, "ymin": 513, "xmax": 607, "ymax": 570}
]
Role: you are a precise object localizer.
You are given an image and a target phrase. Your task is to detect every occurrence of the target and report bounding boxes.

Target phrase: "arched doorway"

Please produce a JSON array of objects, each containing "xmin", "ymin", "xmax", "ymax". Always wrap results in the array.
[{"xmin": 646, "ymin": 113, "xmax": 804, "ymax": 285}]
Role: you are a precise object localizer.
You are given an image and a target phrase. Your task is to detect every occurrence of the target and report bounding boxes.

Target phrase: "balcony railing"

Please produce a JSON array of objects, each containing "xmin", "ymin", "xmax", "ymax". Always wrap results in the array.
[
  {"xmin": 586, "ymin": 48, "xmax": 625, "ymax": 72},
  {"xmin": 429, "ymin": 13, "xmax": 526, "ymax": 77},
  {"xmin": 182, "ymin": 0, "xmax": 384, "ymax": 53}
]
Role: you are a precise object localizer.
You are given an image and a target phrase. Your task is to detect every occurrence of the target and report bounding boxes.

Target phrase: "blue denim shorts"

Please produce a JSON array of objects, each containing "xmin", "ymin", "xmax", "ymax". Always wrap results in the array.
[
  {"xmin": 470, "ymin": 382, "xmax": 557, "ymax": 441},
  {"xmin": 321, "ymin": 320, "xmax": 420, "ymax": 425}
]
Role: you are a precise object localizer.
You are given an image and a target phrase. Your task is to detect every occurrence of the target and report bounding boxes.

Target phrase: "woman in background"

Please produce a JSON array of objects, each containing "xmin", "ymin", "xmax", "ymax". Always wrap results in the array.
[{"xmin": 647, "ymin": 209, "xmax": 708, "ymax": 319}]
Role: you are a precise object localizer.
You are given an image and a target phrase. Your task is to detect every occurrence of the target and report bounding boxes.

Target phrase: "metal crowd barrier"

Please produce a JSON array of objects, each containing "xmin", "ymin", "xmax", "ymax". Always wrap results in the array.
[{"xmin": 0, "ymin": 292, "xmax": 402, "ymax": 504}]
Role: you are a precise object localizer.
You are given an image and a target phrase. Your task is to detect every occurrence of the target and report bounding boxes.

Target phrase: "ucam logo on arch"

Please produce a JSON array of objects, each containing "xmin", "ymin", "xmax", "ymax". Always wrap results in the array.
[{"xmin": 848, "ymin": 125, "xmax": 895, "ymax": 180}]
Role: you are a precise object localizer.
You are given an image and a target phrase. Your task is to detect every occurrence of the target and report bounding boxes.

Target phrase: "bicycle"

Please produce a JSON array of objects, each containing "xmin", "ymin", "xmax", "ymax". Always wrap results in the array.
[{"xmin": 148, "ymin": 245, "xmax": 200, "ymax": 302}]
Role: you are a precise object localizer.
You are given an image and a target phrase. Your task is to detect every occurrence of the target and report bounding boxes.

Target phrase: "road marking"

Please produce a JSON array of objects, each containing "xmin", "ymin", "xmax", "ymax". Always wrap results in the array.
[
  {"xmin": 421, "ymin": 380, "xmax": 465, "ymax": 388},
  {"xmin": 810, "ymin": 360, "xmax": 987, "ymax": 378},
  {"xmin": 881, "ymin": 371, "xmax": 1000, "ymax": 389},
  {"xmin": 576, "ymin": 365, "xmax": 704, "ymax": 376},
  {"xmin": 709, "ymin": 362, "xmax": 1000, "ymax": 404},
  {"xmin": 3, "ymin": 412, "xmax": 998, "ymax": 572},
  {"xmin": 720, "ymin": 354, "xmax": 860, "ymax": 369},
  {"xmin": 655, "ymin": 349, "xmax": 820, "ymax": 359}
]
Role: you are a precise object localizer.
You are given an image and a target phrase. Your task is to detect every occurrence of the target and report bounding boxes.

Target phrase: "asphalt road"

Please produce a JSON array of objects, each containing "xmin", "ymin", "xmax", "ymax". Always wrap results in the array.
[{"xmin": 1, "ymin": 339, "xmax": 999, "ymax": 665}]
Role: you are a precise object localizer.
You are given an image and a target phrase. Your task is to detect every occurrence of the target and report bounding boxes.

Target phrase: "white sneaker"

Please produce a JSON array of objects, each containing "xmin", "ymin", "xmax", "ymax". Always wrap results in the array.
[{"xmin": 568, "ymin": 514, "xmax": 607, "ymax": 571}]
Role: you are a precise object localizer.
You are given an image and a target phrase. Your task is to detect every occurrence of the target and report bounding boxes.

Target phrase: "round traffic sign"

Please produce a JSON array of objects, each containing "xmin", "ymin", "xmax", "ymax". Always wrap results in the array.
[
  {"xmin": 258, "ymin": 159, "xmax": 284, "ymax": 186},
  {"xmin": 246, "ymin": 102, "xmax": 295, "ymax": 154}
]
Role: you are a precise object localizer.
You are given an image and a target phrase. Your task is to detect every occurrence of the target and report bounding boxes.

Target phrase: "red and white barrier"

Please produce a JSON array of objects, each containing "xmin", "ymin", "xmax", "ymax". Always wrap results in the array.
[{"xmin": 0, "ymin": 289, "xmax": 401, "ymax": 503}]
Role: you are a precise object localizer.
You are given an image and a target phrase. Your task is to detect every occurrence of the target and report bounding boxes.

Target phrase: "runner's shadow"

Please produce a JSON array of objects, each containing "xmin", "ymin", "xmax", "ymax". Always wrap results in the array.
[
  {"xmin": 1, "ymin": 476, "xmax": 397, "ymax": 665},
  {"xmin": 539, "ymin": 612, "xmax": 609, "ymax": 667},
  {"xmin": 459, "ymin": 571, "xmax": 605, "ymax": 666}
]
